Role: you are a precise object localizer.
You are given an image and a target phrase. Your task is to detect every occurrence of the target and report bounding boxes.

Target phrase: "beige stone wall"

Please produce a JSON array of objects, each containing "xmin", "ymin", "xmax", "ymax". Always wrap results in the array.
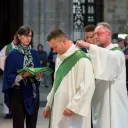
[{"xmin": 104, "ymin": 0, "xmax": 128, "ymax": 33}]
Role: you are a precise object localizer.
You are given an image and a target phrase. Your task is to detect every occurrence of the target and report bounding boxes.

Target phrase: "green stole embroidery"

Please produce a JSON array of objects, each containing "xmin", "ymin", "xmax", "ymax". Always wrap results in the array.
[
  {"xmin": 110, "ymin": 47, "xmax": 122, "ymax": 52},
  {"xmin": 5, "ymin": 44, "xmax": 12, "ymax": 56},
  {"xmin": 48, "ymin": 50, "xmax": 89, "ymax": 128}
]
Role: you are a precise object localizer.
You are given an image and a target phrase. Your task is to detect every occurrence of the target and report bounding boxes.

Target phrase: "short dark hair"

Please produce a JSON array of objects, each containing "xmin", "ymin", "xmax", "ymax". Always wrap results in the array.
[
  {"xmin": 83, "ymin": 24, "xmax": 95, "ymax": 32},
  {"xmin": 47, "ymin": 29, "xmax": 68, "ymax": 41}
]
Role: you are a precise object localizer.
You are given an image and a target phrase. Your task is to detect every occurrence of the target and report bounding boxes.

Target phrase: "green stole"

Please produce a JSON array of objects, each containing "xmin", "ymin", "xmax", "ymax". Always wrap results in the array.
[
  {"xmin": 48, "ymin": 50, "xmax": 89, "ymax": 128},
  {"xmin": 110, "ymin": 47, "xmax": 122, "ymax": 52},
  {"xmin": 5, "ymin": 44, "xmax": 12, "ymax": 56}
]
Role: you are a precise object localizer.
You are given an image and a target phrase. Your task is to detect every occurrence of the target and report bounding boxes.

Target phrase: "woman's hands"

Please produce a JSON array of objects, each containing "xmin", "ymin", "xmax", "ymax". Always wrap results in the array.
[
  {"xmin": 20, "ymin": 71, "xmax": 43, "ymax": 80},
  {"xmin": 35, "ymin": 72, "xmax": 43, "ymax": 80},
  {"xmin": 22, "ymin": 72, "xmax": 30, "ymax": 77}
]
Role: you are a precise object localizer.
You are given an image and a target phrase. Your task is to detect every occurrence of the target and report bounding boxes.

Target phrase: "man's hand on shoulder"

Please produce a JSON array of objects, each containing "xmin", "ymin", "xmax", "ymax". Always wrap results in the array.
[{"xmin": 76, "ymin": 40, "xmax": 90, "ymax": 49}]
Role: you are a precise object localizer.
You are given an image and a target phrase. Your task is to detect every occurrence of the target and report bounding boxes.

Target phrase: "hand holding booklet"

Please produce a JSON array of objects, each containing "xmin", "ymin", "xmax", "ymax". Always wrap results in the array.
[{"xmin": 17, "ymin": 67, "xmax": 52, "ymax": 76}]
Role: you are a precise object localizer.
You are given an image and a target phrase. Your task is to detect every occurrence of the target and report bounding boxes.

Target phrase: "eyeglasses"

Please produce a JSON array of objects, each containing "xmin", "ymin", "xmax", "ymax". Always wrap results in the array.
[
  {"xmin": 52, "ymin": 45, "xmax": 58, "ymax": 49},
  {"xmin": 23, "ymin": 34, "xmax": 32, "ymax": 38},
  {"xmin": 94, "ymin": 31, "xmax": 110, "ymax": 37}
]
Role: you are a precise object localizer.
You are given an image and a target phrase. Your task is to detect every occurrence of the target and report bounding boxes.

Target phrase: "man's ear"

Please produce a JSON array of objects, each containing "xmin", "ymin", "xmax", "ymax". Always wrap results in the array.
[
  {"xmin": 108, "ymin": 32, "xmax": 112, "ymax": 38},
  {"xmin": 108, "ymin": 32, "xmax": 112, "ymax": 36}
]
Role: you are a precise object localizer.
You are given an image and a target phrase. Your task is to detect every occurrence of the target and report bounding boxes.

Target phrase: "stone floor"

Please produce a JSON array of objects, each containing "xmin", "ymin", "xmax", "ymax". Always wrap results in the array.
[{"xmin": 0, "ymin": 75, "xmax": 52, "ymax": 128}]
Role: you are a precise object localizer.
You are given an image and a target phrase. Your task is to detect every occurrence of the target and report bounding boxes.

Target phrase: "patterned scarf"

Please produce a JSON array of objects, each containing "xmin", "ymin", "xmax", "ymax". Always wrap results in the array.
[
  {"xmin": 17, "ymin": 44, "xmax": 34, "ymax": 68},
  {"xmin": 16, "ymin": 44, "xmax": 36, "ymax": 98}
]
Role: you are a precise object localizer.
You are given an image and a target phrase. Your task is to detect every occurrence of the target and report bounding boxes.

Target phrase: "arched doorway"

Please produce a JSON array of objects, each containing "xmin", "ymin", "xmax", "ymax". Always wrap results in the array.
[{"xmin": 0, "ymin": 0, "xmax": 23, "ymax": 50}]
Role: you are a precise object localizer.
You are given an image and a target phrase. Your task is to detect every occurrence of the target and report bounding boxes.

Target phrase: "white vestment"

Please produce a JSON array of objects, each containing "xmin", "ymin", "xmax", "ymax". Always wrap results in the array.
[
  {"xmin": 0, "ymin": 42, "xmax": 15, "ymax": 70},
  {"xmin": 47, "ymin": 45, "xmax": 95, "ymax": 128},
  {"xmin": 89, "ymin": 43, "xmax": 128, "ymax": 128},
  {"xmin": 0, "ymin": 42, "xmax": 15, "ymax": 114}
]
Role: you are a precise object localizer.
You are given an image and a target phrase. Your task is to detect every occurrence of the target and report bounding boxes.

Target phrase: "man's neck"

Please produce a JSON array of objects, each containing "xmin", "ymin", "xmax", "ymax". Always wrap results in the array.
[
  {"xmin": 102, "ymin": 41, "xmax": 111, "ymax": 48},
  {"xmin": 65, "ymin": 42, "xmax": 73, "ymax": 52},
  {"xmin": 59, "ymin": 41, "xmax": 73, "ymax": 55}
]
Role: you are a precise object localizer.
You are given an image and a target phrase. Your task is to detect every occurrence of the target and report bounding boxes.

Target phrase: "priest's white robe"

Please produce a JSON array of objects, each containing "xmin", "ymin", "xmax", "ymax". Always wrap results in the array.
[
  {"xmin": 0, "ymin": 42, "xmax": 15, "ymax": 70},
  {"xmin": 46, "ymin": 45, "xmax": 95, "ymax": 128},
  {"xmin": 0, "ymin": 42, "xmax": 15, "ymax": 115},
  {"xmin": 89, "ymin": 43, "xmax": 128, "ymax": 128}
]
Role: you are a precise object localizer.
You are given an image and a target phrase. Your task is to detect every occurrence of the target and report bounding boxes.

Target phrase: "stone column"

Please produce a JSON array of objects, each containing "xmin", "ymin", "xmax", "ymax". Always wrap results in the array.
[
  {"xmin": 57, "ymin": 0, "xmax": 73, "ymax": 40},
  {"xmin": 23, "ymin": 0, "xmax": 41, "ymax": 49},
  {"xmin": 43, "ymin": 0, "xmax": 73, "ymax": 52},
  {"xmin": 23, "ymin": 0, "xmax": 73, "ymax": 52}
]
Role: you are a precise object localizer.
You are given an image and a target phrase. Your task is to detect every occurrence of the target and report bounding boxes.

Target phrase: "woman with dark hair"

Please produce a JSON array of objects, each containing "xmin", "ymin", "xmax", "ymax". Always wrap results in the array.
[{"xmin": 2, "ymin": 25, "xmax": 42, "ymax": 128}]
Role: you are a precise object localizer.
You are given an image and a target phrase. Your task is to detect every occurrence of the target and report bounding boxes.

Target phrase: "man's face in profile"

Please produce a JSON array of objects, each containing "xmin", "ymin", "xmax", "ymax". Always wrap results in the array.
[{"xmin": 84, "ymin": 31, "xmax": 95, "ymax": 44}]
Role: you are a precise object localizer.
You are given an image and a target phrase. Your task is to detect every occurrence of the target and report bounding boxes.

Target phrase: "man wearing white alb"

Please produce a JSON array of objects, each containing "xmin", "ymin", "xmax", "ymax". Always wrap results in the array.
[
  {"xmin": 0, "ymin": 34, "xmax": 17, "ymax": 118},
  {"xmin": 42, "ymin": 29, "xmax": 95, "ymax": 128},
  {"xmin": 76, "ymin": 22, "xmax": 128, "ymax": 128}
]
